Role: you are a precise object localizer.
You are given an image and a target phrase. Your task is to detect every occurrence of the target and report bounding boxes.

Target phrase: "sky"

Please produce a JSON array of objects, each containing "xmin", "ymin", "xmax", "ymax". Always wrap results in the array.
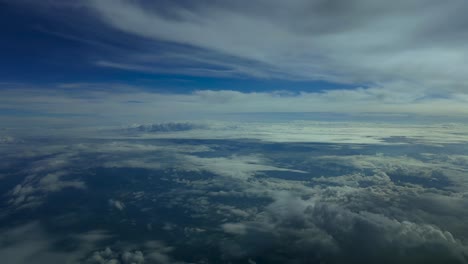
[
  {"xmin": 1, "ymin": 0, "xmax": 468, "ymax": 128},
  {"xmin": 3, "ymin": 2, "xmax": 468, "ymax": 263}
]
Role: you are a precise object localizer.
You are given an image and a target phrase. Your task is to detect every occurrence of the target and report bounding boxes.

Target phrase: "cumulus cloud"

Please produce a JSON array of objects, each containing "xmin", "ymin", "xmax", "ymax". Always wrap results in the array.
[
  {"xmin": 109, "ymin": 199, "xmax": 126, "ymax": 211},
  {"xmin": 221, "ymin": 193, "xmax": 468, "ymax": 263},
  {"xmin": 0, "ymin": 222, "xmax": 111, "ymax": 264},
  {"xmin": 84, "ymin": 241, "xmax": 178, "ymax": 264},
  {"xmin": 311, "ymin": 152, "xmax": 468, "ymax": 194},
  {"xmin": 0, "ymin": 221, "xmax": 177, "ymax": 264},
  {"xmin": 222, "ymin": 223, "xmax": 248, "ymax": 236},
  {"xmin": 7, "ymin": 153, "xmax": 86, "ymax": 209},
  {"xmin": 2, "ymin": 119, "xmax": 468, "ymax": 263},
  {"xmin": 86, "ymin": 247, "xmax": 144, "ymax": 264},
  {"xmin": 0, "ymin": 136, "xmax": 17, "ymax": 144}
]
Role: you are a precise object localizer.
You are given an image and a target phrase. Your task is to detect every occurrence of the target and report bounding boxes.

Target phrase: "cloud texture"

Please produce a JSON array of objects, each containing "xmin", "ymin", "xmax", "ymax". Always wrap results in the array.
[{"xmin": 86, "ymin": 0, "xmax": 468, "ymax": 91}]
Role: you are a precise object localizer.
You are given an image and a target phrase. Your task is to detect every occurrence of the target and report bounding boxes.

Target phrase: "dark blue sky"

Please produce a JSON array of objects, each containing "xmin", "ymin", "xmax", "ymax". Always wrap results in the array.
[{"xmin": 0, "ymin": 1, "xmax": 358, "ymax": 93}]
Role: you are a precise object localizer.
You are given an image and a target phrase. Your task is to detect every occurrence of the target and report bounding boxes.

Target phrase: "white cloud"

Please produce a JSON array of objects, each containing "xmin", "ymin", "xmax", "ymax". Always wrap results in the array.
[
  {"xmin": 86, "ymin": 247, "xmax": 145, "ymax": 264},
  {"xmin": 221, "ymin": 192, "xmax": 468, "ymax": 263},
  {"xmin": 222, "ymin": 223, "xmax": 248, "ymax": 235},
  {"xmin": 84, "ymin": 241, "xmax": 178, "ymax": 264},
  {"xmin": 2, "ymin": 120, "xmax": 468, "ymax": 262},
  {"xmin": 180, "ymin": 154, "xmax": 307, "ymax": 180},
  {"xmin": 109, "ymin": 199, "xmax": 126, "ymax": 211},
  {"xmin": 0, "ymin": 221, "xmax": 177, "ymax": 264},
  {"xmin": 2, "ymin": 87, "xmax": 468, "ymax": 130},
  {"xmin": 86, "ymin": 0, "xmax": 468, "ymax": 94},
  {"xmin": 0, "ymin": 223, "xmax": 111, "ymax": 264},
  {"xmin": 118, "ymin": 121, "xmax": 468, "ymax": 146},
  {"xmin": 6, "ymin": 153, "xmax": 86, "ymax": 209}
]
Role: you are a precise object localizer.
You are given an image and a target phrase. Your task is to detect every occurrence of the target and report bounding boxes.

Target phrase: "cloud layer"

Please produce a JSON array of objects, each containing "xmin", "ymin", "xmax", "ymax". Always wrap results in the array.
[
  {"xmin": 2, "ymin": 123, "xmax": 468, "ymax": 263},
  {"xmin": 86, "ymin": 0, "xmax": 468, "ymax": 91},
  {"xmin": 2, "ymin": 86, "xmax": 468, "ymax": 130},
  {"xmin": 3, "ymin": 0, "xmax": 468, "ymax": 123}
]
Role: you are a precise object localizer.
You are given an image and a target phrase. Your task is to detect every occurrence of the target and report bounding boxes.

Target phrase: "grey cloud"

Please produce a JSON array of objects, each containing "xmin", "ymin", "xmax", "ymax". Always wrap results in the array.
[
  {"xmin": 0, "ymin": 136, "xmax": 18, "ymax": 144},
  {"xmin": 0, "ymin": 222, "xmax": 111, "ymax": 264},
  {"xmin": 180, "ymin": 154, "xmax": 307, "ymax": 180},
  {"xmin": 8, "ymin": 171, "xmax": 85, "ymax": 208},
  {"xmin": 221, "ymin": 193, "xmax": 468, "ymax": 263},
  {"xmin": 222, "ymin": 223, "xmax": 248, "ymax": 236},
  {"xmin": 109, "ymin": 199, "xmax": 126, "ymax": 211},
  {"xmin": 7, "ymin": 153, "xmax": 86, "ymax": 209},
  {"xmin": 0, "ymin": 221, "xmax": 176, "ymax": 264},
  {"xmin": 84, "ymin": 241, "xmax": 178, "ymax": 264},
  {"xmin": 2, "ymin": 125, "xmax": 468, "ymax": 263},
  {"xmin": 86, "ymin": 247, "xmax": 144, "ymax": 264},
  {"xmin": 4, "ymin": 87, "xmax": 468, "ymax": 126},
  {"xmin": 86, "ymin": 0, "xmax": 468, "ymax": 92},
  {"xmin": 125, "ymin": 122, "xmax": 206, "ymax": 133}
]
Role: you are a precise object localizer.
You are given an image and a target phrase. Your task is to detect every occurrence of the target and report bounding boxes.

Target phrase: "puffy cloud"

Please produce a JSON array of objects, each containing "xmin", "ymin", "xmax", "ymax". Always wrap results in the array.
[
  {"xmin": 86, "ymin": 247, "xmax": 144, "ymax": 264},
  {"xmin": 84, "ymin": 241, "xmax": 177, "ymax": 264},
  {"xmin": 312, "ymin": 152, "xmax": 468, "ymax": 193},
  {"xmin": 109, "ymin": 199, "xmax": 126, "ymax": 211},
  {"xmin": 6, "ymin": 153, "xmax": 86, "ymax": 209},
  {"xmin": 0, "ymin": 136, "xmax": 17, "ymax": 144},
  {"xmin": 222, "ymin": 223, "xmax": 248, "ymax": 235},
  {"xmin": 0, "ymin": 222, "xmax": 111, "ymax": 264},
  {"xmin": 221, "ymin": 193, "xmax": 468, "ymax": 263},
  {"xmin": 2, "ymin": 119, "xmax": 468, "ymax": 263},
  {"xmin": 0, "ymin": 221, "xmax": 178, "ymax": 264}
]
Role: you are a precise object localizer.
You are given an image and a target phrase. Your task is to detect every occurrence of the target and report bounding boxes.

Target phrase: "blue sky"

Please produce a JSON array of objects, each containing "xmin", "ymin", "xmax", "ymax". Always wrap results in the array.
[
  {"xmin": 0, "ymin": 1, "xmax": 356, "ymax": 92},
  {"xmin": 1, "ymin": 0, "xmax": 468, "ymax": 127}
]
